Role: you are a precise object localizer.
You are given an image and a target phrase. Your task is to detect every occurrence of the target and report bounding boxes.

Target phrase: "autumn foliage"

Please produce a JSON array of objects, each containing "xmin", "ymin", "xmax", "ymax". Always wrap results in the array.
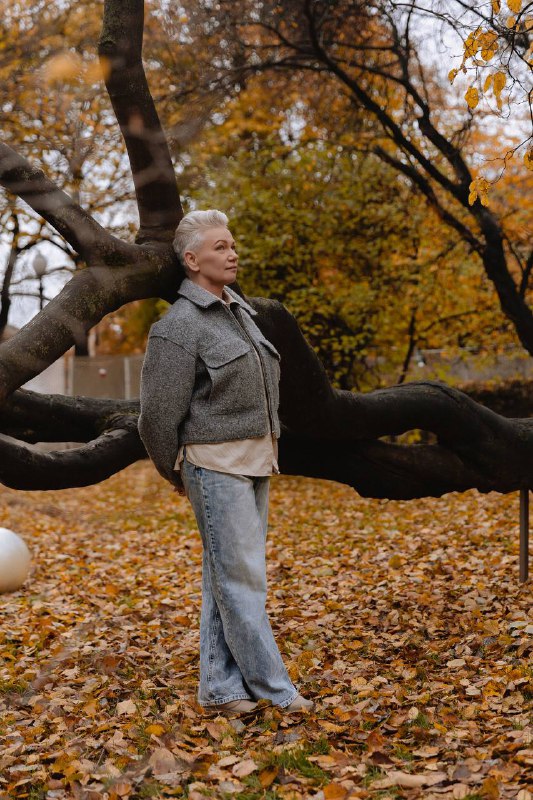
[{"xmin": 1, "ymin": 464, "xmax": 532, "ymax": 798}]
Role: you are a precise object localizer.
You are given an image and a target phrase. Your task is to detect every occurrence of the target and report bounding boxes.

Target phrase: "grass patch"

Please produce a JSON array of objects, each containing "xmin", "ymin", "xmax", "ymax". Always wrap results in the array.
[
  {"xmin": 131, "ymin": 781, "xmax": 164, "ymax": 799},
  {"xmin": 393, "ymin": 745, "xmax": 414, "ymax": 761},
  {"xmin": 363, "ymin": 766, "xmax": 388, "ymax": 787},
  {"xmin": 408, "ymin": 712, "xmax": 431, "ymax": 729},
  {"xmin": 26, "ymin": 786, "xmax": 47, "ymax": 800},
  {"xmin": 0, "ymin": 677, "xmax": 29, "ymax": 694},
  {"xmin": 262, "ymin": 739, "xmax": 331, "ymax": 783}
]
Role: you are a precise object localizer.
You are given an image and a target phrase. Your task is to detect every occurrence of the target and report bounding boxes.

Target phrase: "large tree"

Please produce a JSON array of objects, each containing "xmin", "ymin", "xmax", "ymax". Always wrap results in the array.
[{"xmin": 1, "ymin": 0, "xmax": 533, "ymax": 504}]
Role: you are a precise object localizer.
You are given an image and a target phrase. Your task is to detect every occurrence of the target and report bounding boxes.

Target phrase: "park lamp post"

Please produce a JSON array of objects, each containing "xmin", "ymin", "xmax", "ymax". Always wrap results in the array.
[{"xmin": 32, "ymin": 252, "xmax": 47, "ymax": 311}]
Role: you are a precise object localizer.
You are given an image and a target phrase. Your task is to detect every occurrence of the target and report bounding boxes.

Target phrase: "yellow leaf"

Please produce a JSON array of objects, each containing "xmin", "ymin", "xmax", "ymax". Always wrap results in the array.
[
  {"xmin": 507, "ymin": 15, "xmax": 516, "ymax": 27},
  {"xmin": 448, "ymin": 68, "xmax": 458, "ymax": 84},
  {"xmin": 493, "ymin": 71, "xmax": 506, "ymax": 94},
  {"xmin": 507, "ymin": 0, "xmax": 522, "ymax": 12},
  {"xmin": 524, "ymin": 148, "xmax": 533, "ymax": 170},
  {"xmin": 492, "ymin": 0, "xmax": 501, "ymax": 11},
  {"xmin": 287, "ymin": 661, "xmax": 300, "ymax": 681},
  {"xmin": 465, "ymin": 86, "xmax": 479, "ymax": 109},
  {"xmin": 483, "ymin": 74, "xmax": 494, "ymax": 92},
  {"xmin": 481, "ymin": 47, "xmax": 498, "ymax": 61},
  {"xmin": 145, "ymin": 723, "xmax": 166, "ymax": 736},
  {"xmin": 464, "ymin": 29, "xmax": 481, "ymax": 58},
  {"xmin": 389, "ymin": 554, "xmax": 403, "ymax": 568}
]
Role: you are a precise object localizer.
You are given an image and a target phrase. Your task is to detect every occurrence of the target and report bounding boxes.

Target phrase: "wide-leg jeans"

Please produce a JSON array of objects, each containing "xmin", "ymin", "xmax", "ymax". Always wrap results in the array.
[{"xmin": 180, "ymin": 451, "xmax": 298, "ymax": 708}]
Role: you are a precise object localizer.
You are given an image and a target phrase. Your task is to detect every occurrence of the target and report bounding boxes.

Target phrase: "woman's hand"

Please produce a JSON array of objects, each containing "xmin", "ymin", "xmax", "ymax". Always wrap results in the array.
[{"xmin": 169, "ymin": 472, "xmax": 187, "ymax": 496}]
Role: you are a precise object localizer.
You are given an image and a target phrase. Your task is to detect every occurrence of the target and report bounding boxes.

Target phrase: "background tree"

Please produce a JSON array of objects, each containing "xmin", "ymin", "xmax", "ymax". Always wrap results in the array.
[
  {"xmin": 103, "ymin": 63, "xmax": 521, "ymax": 390},
  {"xmin": 2, "ymin": 0, "xmax": 533, "ymax": 502},
  {"xmin": 162, "ymin": 0, "xmax": 533, "ymax": 359}
]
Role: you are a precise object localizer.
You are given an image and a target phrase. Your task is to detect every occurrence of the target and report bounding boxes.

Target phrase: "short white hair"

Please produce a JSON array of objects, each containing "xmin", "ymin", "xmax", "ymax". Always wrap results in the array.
[{"xmin": 173, "ymin": 209, "xmax": 229, "ymax": 275}]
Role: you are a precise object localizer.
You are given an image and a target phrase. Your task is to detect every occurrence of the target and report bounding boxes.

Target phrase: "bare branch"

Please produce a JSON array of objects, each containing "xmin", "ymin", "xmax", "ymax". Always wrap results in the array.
[{"xmin": 373, "ymin": 145, "xmax": 482, "ymax": 252}]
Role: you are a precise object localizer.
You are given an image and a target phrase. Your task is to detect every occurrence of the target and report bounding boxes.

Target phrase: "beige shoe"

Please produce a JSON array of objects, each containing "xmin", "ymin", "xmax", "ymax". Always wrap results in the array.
[
  {"xmin": 204, "ymin": 698, "xmax": 258, "ymax": 713},
  {"xmin": 283, "ymin": 693, "xmax": 315, "ymax": 712}
]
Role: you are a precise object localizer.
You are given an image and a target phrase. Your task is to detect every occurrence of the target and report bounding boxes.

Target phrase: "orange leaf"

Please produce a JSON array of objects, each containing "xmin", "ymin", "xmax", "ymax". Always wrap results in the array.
[
  {"xmin": 259, "ymin": 766, "xmax": 279, "ymax": 787},
  {"xmin": 323, "ymin": 784, "xmax": 348, "ymax": 800}
]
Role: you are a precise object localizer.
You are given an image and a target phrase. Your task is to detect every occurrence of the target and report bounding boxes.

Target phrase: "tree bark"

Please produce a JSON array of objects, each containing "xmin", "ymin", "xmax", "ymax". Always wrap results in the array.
[{"xmin": 97, "ymin": 0, "xmax": 183, "ymax": 243}]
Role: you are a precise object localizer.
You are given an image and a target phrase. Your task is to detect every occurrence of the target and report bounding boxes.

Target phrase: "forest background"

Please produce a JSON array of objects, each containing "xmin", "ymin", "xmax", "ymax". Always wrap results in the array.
[{"xmin": 1, "ymin": 0, "xmax": 531, "ymax": 395}]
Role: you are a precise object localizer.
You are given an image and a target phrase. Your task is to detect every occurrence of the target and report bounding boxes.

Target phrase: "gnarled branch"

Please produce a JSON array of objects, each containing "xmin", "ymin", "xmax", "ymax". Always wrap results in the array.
[
  {"xmin": 0, "ymin": 245, "xmax": 180, "ymax": 403},
  {"xmin": 0, "ymin": 426, "xmax": 144, "ymax": 490},
  {"xmin": 98, "ymin": 0, "xmax": 183, "ymax": 243}
]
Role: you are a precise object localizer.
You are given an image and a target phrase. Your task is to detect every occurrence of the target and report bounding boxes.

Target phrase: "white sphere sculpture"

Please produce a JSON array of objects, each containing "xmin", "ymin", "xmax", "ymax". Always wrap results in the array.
[{"xmin": 0, "ymin": 528, "xmax": 31, "ymax": 593}]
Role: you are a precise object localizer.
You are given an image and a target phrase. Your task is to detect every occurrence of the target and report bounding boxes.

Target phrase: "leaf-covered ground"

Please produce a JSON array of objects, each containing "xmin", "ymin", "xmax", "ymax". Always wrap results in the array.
[{"xmin": 1, "ymin": 462, "xmax": 532, "ymax": 800}]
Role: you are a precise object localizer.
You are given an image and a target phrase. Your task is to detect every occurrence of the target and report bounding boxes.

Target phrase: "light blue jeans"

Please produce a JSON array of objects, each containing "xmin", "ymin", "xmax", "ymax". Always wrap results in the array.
[{"xmin": 180, "ymin": 449, "xmax": 298, "ymax": 708}]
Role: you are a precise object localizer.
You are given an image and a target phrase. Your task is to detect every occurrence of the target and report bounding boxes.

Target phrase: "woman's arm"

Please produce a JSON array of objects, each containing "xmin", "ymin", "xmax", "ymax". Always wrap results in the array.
[{"xmin": 138, "ymin": 334, "xmax": 196, "ymax": 487}]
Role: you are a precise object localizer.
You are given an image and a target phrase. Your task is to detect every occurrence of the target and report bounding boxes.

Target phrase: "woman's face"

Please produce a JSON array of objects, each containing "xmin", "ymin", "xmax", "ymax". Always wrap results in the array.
[{"xmin": 184, "ymin": 227, "xmax": 239, "ymax": 287}]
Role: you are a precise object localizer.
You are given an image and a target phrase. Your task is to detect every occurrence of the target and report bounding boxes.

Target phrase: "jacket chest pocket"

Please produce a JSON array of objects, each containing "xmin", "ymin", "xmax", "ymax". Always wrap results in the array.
[
  {"xmin": 257, "ymin": 336, "xmax": 281, "ymax": 384},
  {"xmin": 201, "ymin": 338, "xmax": 254, "ymax": 409}
]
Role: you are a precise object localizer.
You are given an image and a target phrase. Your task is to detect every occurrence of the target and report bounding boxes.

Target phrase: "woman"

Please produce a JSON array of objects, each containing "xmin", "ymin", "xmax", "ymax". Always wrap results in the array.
[{"xmin": 138, "ymin": 209, "xmax": 314, "ymax": 715}]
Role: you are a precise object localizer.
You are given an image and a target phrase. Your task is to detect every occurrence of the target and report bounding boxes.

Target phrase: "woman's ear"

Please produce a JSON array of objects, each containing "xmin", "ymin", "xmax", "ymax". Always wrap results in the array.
[{"xmin": 184, "ymin": 250, "xmax": 197, "ymax": 270}]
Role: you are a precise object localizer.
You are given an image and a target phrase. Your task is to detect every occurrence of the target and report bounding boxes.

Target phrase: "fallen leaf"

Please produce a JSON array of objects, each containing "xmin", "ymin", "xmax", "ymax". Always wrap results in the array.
[
  {"xmin": 259, "ymin": 766, "xmax": 278, "ymax": 787},
  {"xmin": 373, "ymin": 770, "xmax": 447, "ymax": 788},
  {"xmin": 232, "ymin": 758, "xmax": 258, "ymax": 778},
  {"xmin": 116, "ymin": 698, "xmax": 136, "ymax": 715},
  {"xmin": 148, "ymin": 748, "xmax": 177, "ymax": 775},
  {"xmin": 323, "ymin": 783, "xmax": 348, "ymax": 799}
]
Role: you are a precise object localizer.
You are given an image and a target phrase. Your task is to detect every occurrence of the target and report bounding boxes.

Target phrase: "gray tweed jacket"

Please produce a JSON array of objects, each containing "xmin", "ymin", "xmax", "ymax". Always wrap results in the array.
[{"xmin": 138, "ymin": 278, "xmax": 281, "ymax": 485}]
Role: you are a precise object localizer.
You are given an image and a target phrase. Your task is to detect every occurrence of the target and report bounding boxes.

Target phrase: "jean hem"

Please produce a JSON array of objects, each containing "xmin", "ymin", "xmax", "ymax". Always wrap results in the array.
[
  {"xmin": 275, "ymin": 688, "xmax": 300, "ymax": 709},
  {"xmin": 199, "ymin": 692, "xmax": 253, "ymax": 707}
]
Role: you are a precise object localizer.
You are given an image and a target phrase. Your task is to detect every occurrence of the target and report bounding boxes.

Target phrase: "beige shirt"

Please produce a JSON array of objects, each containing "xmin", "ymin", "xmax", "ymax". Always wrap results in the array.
[{"xmin": 174, "ymin": 288, "xmax": 280, "ymax": 477}]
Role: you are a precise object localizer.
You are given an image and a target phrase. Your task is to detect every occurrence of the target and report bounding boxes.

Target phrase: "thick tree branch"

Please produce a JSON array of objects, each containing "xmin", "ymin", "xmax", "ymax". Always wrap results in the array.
[
  {"xmin": 258, "ymin": 299, "xmax": 532, "ymax": 486},
  {"xmin": 0, "ymin": 426, "xmax": 145, "ymax": 490},
  {"xmin": 0, "ymin": 388, "xmax": 138, "ymax": 443},
  {"xmin": 3, "ymin": 300, "xmax": 533, "ymax": 497},
  {"xmin": 98, "ymin": 0, "xmax": 183, "ymax": 243},
  {"xmin": 0, "ymin": 244, "xmax": 181, "ymax": 403},
  {"xmin": 0, "ymin": 142, "xmax": 125, "ymax": 263}
]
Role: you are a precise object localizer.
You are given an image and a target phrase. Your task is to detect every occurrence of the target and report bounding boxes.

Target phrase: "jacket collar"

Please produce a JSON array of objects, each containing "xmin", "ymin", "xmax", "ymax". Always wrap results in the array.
[{"xmin": 177, "ymin": 277, "xmax": 258, "ymax": 316}]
